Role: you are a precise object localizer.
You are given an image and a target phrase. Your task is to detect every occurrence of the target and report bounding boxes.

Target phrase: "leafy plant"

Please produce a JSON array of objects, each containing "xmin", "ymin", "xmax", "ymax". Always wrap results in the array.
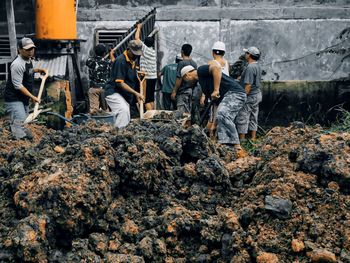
[{"xmin": 328, "ymin": 107, "xmax": 350, "ymax": 133}]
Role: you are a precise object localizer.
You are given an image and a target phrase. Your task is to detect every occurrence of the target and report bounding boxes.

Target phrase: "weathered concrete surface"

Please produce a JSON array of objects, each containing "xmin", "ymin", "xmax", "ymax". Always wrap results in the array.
[
  {"xmin": 157, "ymin": 21, "xmax": 219, "ymax": 69},
  {"xmin": 77, "ymin": 0, "xmax": 350, "ymax": 8},
  {"xmin": 0, "ymin": 0, "xmax": 349, "ymax": 85},
  {"xmin": 156, "ymin": 19, "xmax": 350, "ymax": 81},
  {"xmin": 259, "ymin": 80, "xmax": 350, "ymax": 127},
  {"xmin": 228, "ymin": 19, "xmax": 350, "ymax": 81},
  {"xmin": 78, "ymin": 7, "xmax": 350, "ymax": 21}
]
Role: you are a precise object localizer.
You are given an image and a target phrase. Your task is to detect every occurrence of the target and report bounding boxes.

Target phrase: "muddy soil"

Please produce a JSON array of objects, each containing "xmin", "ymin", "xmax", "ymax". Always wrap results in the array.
[{"xmin": 0, "ymin": 118, "xmax": 349, "ymax": 262}]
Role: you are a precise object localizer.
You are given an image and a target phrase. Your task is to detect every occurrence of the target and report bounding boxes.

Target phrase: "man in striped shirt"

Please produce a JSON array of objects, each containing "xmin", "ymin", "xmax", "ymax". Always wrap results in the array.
[{"xmin": 135, "ymin": 23, "xmax": 157, "ymax": 111}]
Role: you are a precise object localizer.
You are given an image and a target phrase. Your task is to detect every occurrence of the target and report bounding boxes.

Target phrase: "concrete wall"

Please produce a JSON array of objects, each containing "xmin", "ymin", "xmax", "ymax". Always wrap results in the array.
[
  {"xmin": 0, "ymin": 0, "xmax": 349, "ymax": 82},
  {"xmin": 78, "ymin": 0, "xmax": 350, "ymax": 8},
  {"xmin": 259, "ymin": 80, "xmax": 350, "ymax": 127},
  {"xmin": 75, "ymin": 2, "xmax": 350, "ymax": 81}
]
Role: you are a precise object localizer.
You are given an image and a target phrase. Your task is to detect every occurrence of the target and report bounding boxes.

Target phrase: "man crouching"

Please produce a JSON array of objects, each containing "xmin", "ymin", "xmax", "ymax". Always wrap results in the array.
[{"xmin": 181, "ymin": 62, "xmax": 247, "ymax": 156}]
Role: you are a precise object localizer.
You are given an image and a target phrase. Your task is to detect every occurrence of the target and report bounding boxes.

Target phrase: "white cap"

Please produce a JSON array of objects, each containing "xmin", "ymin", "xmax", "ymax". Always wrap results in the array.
[
  {"xmin": 180, "ymin": 65, "xmax": 195, "ymax": 77},
  {"xmin": 243, "ymin": 46, "xmax": 260, "ymax": 56},
  {"xmin": 212, "ymin": 41, "xmax": 226, "ymax": 52}
]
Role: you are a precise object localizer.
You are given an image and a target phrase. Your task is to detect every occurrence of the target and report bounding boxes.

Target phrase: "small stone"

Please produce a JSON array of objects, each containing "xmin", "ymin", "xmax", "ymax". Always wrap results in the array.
[
  {"xmin": 327, "ymin": 181, "xmax": 339, "ymax": 191},
  {"xmin": 138, "ymin": 236, "xmax": 153, "ymax": 259},
  {"xmin": 265, "ymin": 195, "xmax": 292, "ymax": 219},
  {"xmin": 154, "ymin": 239, "xmax": 167, "ymax": 255},
  {"xmin": 239, "ymin": 207, "xmax": 254, "ymax": 228},
  {"xmin": 89, "ymin": 233, "xmax": 108, "ymax": 255},
  {"xmin": 304, "ymin": 241, "xmax": 317, "ymax": 251},
  {"xmin": 291, "ymin": 239, "xmax": 305, "ymax": 253},
  {"xmin": 108, "ymin": 240, "xmax": 121, "ymax": 251},
  {"xmin": 54, "ymin": 145, "xmax": 65, "ymax": 153},
  {"xmin": 122, "ymin": 219, "xmax": 139, "ymax": 238},
  {"xmin": 256, "ymin": 252, "xmax": 279, "ymax": 263},
  {"xmin": 309, "ymin": 249, "xmax": 337, "ymax": 262}
]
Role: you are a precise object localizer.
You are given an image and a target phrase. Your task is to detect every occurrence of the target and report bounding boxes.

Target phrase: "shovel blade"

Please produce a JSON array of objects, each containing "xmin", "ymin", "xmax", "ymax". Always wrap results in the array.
[
  {"xmin": 24, "ymin": 110, "xmax": 42, "ymax": 124},
  {"xmin": 142, "ymin": 110, "xmax": 172, "ymax": 119}
]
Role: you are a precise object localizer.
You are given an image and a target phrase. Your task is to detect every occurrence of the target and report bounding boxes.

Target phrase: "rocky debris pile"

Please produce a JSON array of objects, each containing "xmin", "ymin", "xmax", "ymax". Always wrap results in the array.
[{"xmin": 0, "ymin": 119, "xmax": 349, "ymax": 262}]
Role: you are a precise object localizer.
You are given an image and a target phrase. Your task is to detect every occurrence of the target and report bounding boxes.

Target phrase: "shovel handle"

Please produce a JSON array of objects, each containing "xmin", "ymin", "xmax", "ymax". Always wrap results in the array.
[
  {"xmin": 33, "ymin": 71, "xmax": 48, "ymax": 114},
  {"xmin": 137, "ymin": 71, "xmax": 146, "ymax": 119}
]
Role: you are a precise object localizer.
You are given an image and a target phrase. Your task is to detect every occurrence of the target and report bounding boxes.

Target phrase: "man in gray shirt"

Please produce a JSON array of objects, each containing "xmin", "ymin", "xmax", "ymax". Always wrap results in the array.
[
  {"xmin": 171, "ymin": 44, "xmax": 197, "ymax": 118},
  {"xmin": 4, "ymin": 37, "xmax": 47, "ymax": 140},
  {"xmin": 235, "ymin": 46, "xmax": 262, "ymax": 142}
]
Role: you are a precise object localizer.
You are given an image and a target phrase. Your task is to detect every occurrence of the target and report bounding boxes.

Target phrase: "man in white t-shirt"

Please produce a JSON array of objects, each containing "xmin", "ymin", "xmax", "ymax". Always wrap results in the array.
[{"xmin": 135, "ymin": 23, "xmax": 157, "ymax": 111}]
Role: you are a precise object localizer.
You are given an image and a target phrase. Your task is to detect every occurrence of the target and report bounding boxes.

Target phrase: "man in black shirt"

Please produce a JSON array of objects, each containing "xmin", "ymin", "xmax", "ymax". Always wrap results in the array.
[
  {"xmin": 104, "ymin": 40, "xmax": 144, "ymax": 128},
  {"xmin": 181, "ymin": 62, "xmax": 247, "ymax": 153}
]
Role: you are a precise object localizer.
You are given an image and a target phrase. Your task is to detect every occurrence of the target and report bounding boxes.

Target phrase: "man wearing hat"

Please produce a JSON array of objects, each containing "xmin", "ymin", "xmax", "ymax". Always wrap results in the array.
[
  {"xmin": 181, "ymin": 62, "xmax": 247, "ymax": 156},
  {"xmin": 211, "ymin": 41, "xmax": 230, "ymax": 76},
  {"xmin": 104, "ymin": 40, "xmax": 145, "ymax": 128},
  {"xmin": 4, "ymin": 37, "xmax": 47, "ymax": 140},
  {"xmin": 158, "ymin": 54, "xmax": 182, "ymax": 110},
  {"xmin": 199, "ymin": 41, "xmax": 231, "ymax": 135},
  {"xmin": 235, "ymin": 46, "xmax": 262, "ymax": 142}
]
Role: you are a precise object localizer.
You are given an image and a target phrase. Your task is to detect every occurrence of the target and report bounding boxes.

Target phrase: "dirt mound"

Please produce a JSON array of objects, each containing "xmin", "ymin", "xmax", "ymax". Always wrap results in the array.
[{"xmin": 0, "ymin": 119, "xmax": 349, "ymax": 262}]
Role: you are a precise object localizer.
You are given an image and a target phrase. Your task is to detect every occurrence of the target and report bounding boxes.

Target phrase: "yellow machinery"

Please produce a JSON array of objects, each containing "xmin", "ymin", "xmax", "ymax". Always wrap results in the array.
[{"xmin": 36, "ymin": 0, "xmax": 77, "ymax": 40}]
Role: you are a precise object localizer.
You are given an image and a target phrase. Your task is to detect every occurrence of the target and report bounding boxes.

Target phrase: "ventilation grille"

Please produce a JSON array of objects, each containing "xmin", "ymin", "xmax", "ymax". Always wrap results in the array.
[
  {"xmin": 0, "ymin": 36, "xmax": 11, "ymax": 58},
  {"xmin": 95, "ymin": 30, "xmax": 128, "ymax": 49}
]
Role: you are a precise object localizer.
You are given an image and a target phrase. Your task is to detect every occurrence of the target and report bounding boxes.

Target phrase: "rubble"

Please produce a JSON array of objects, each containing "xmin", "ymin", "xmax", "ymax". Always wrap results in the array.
[{"xmin": 0, "ymin": 118, "xmax": 349, "ymax": 262}]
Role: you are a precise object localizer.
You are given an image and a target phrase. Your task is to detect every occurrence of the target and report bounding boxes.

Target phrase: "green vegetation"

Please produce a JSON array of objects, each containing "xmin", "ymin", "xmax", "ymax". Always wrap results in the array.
[
  {"xmin": 0, "ymin": 99, "xmax": 5, "ymax": 117},
  {"xmin": 241, "ymin": 139, "xmax": 260, "ymax": 153},
  {"xmin": 328, "ymin": 108, "xmax": 350, "ymax": 133}
]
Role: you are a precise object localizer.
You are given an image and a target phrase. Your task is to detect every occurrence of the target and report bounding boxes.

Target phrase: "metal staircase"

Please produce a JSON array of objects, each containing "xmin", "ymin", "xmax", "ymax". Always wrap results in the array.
[{"xmin": 105, "ymin": 8, "xmax": 157, "ymax": 59}]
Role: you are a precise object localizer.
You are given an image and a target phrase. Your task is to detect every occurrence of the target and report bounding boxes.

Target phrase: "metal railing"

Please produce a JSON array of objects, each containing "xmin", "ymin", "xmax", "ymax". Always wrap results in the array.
[{"xmin": 104, "ymin": 8, "xmax": 156, "ymax": 59}]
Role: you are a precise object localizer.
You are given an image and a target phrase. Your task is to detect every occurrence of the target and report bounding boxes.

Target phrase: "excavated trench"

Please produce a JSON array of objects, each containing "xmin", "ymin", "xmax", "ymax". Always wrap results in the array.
[{"xmin": 0, "ymin": 117, "xmax": 349, "ymax": 263}]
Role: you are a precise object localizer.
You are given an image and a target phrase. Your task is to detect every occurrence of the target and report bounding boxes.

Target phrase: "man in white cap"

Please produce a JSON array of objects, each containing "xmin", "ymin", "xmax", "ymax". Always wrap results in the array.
[
  {"xmin": 199, "ymin": 41, "xmax": 230, "ymax": 134},
  {"xmin": 235, "ymin": 46, "xmax": 262, "ymax": 142},
  {"xmin": 181, "ymin": 63, "xmax": 247, "ymax": 157},
  {"xmin": 104, "ymin": 39, "xmax": 145, "ymax": 128},
  {"xmin": 211, "ymin": 41, "xmax": 229, "ymax": 76},
  {"xmin": 159, "ymin": 54, "xmax": 182, "ymax": 110},
  {"xmin": 4, "ymin": 37, "xmax": 47, "ymax": 140}
]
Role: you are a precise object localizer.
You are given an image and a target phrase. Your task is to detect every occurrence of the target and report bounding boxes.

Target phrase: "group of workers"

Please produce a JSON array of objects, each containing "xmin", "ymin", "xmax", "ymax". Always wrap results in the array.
[
  {"xmin": 86, "ymin": 24, "xmax": 262, "ymax": 153},
  {"xmin": 3, "ymin": 31, "xmax": 262, "ymax": 153}
]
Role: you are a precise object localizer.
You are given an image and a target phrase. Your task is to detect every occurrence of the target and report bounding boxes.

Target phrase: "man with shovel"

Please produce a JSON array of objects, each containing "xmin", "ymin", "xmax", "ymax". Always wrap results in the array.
[
  {"xmin": 4, "ymin": 37, "xmax": 47, "ymax": 140},
  {"xmin": 181, "ymin": 62, "xmax": 247, "ymax": 157},
  {"xmin": 104, "ymin": 40, "xmax": 145, "ymax": 128}
]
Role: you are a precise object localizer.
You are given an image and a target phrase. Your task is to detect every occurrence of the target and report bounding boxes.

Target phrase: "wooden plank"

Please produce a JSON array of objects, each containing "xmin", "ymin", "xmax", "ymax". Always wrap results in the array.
[
  {"xmin": 5, "ymin": 0, "xmax": 17, "ymax": 60},
  {"xmin": 67, "ymin": 55, "xmax": 77, "ymax": 106}
]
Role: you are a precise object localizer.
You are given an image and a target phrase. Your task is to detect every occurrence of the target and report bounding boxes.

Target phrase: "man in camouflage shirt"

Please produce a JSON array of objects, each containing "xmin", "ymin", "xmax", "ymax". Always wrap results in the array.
[{"xmin": 86, "ymin": 44, "xmax": 115, "ymax": 114}]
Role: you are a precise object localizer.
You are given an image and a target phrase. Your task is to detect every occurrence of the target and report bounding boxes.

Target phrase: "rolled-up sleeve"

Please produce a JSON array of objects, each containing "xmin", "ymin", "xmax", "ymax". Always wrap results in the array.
[{"xmin": 114, "ymin": 59, "xmax": 127, "ymax": 86}]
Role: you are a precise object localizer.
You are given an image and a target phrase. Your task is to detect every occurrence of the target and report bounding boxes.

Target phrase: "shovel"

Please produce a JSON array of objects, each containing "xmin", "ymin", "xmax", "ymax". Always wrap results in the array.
[
  {"xmin": 24, "ymin": 71, "xmax": 49, "ymax": 123},
  {"xmin": 136, "ymin": 71, "xmax": 174, "ymax": 120},
  {"xmin": 137, "ymin": 71, "xmax": 147, "ymax": 119}
]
